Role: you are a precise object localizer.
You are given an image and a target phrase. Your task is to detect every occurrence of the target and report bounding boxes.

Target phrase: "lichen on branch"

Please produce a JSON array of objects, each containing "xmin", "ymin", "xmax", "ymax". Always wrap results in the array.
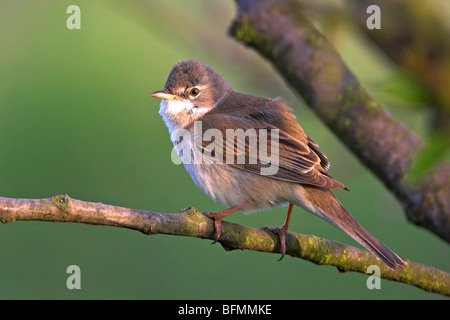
[{"xmin": 0, "ymin": 194, "xmax": 449, "ymax": 296}]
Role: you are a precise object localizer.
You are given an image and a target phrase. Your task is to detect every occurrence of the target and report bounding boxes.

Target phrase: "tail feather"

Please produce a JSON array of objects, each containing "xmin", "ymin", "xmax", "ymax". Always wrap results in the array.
[
  {"xmin": 297, "ymin": 187, "xmax": 406, "ymax": 270},
  {"xmin": 346, "ymin": 219, "xmax": 406, "ymax": 270}
]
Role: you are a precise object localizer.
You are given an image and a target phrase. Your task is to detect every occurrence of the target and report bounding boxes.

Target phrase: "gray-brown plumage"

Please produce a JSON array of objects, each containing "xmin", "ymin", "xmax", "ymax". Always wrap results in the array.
[{"xmin": 152, "ymin": 60, "xmax": 405, "ymax": 270}]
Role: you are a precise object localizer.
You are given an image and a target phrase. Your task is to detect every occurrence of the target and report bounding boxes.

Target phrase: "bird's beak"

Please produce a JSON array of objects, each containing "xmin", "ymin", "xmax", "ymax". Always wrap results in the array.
[{"xmin": 151, "ymin": 89, "xmax": 175, "ymax": 100}]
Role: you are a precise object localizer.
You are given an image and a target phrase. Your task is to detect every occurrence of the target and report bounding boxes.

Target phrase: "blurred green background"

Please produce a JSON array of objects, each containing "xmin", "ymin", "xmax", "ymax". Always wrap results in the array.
[{"xmin": 0, "ymin": 0, "xmax": 448, "ymax": 299}]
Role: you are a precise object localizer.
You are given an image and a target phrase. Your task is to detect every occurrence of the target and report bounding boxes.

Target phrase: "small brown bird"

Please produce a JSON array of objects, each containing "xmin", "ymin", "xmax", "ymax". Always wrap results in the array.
[{"xmin": 152, "ymin": 60, "xmax": 405, "ymax": 270}]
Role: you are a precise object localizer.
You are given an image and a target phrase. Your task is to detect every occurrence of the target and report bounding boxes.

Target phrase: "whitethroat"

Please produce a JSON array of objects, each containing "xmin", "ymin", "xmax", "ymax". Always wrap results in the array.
[{"xmin": 151, "ymin": 60, "xmax": 405, "ymax": 270}]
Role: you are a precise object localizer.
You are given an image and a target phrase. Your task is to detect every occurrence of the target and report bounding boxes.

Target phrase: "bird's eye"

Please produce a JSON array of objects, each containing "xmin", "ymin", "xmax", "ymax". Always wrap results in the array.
[{"xmin": 189, "ymin": 87, "xmax": 200, "ymax": 97}]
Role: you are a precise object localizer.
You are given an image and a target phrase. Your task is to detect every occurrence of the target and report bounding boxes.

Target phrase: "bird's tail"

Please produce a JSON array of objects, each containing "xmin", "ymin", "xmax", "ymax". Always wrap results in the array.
[{"xmin": 295, "ymin": 187, "xmax": 406, "ymax": 270}]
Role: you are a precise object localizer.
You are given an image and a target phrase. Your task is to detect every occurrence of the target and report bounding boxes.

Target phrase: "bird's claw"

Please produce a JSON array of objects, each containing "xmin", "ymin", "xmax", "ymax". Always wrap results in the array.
[
  {"xmin": 202, "ymin": 211, "xmax": 222, "ymax": 244},
  {"xmin": 262, "ymin": 225, "xmax": 287, "ymax": 261}
]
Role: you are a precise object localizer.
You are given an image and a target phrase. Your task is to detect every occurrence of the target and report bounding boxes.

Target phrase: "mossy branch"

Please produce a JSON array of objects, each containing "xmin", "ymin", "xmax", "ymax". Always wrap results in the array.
[
  {"xmin": 1, "ymin": 194, "xmax": 449, "ymax": 296},
  {"xmin": 228, "ymin": 0, "xmax": 450, "ymax": 243}
]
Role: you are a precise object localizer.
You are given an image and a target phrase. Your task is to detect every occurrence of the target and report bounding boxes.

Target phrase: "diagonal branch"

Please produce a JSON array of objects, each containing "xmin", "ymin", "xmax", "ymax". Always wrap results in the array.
[
  {"xmin": 0, "ymin": 194, "xmax": 449, "ymax": 296},
  {"xmin": 228, "ymin": 0, "xmax": 450, "ymax": 242}
]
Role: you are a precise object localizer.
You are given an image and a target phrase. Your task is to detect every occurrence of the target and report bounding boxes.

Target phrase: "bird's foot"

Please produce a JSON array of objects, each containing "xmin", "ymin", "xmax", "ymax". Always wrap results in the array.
[
  {"xmin": 201, "ymin": 211, "xmax": 225, "ymax": 244},
  {"xmin": 202, "ymin": 201, "xmax": 254, "ymax": 245},
  {"xmin": 262, "ymin": 225, "xmax": 288, "ymax": 261}
]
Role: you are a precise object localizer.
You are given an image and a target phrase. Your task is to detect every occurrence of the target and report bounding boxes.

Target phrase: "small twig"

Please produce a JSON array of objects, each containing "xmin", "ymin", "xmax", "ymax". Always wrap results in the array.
[{"xmin": 1, "ymin": 194, "xmax": 449, "ymax": 296}]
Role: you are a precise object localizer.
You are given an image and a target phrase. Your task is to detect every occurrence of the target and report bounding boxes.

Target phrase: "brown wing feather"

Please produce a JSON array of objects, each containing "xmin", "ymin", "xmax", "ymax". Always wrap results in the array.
[
  {"xmin": 198, "ymin": 114, "xmax": 346, "ymax": 190},
  {"xmin": 307, "ymin": 136, "xmax": 330, "ymax": 171}
]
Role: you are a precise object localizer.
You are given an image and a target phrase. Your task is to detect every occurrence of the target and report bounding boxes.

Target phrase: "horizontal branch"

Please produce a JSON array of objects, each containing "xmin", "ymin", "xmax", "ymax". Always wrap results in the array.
[
  {"xmin": 1, "ymin": 194, "xmax": 449, "ymax": 296},
  {"xmin": 228, "ymin": 0, "xmax": 450, "ymax": 242}
]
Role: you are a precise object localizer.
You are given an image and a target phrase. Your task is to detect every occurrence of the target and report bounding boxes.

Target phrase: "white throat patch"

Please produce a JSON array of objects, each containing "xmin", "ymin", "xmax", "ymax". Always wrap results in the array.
[
  {"xmin": 159, "ymin": 99, "xmax": 209, "ymax": 141},
  {"xmin": 159, "ymin": 99, "xmax": 194, "ymax": 118}
]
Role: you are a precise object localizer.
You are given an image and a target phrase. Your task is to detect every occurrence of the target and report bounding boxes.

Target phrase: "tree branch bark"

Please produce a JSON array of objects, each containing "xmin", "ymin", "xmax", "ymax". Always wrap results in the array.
[
  {"xmin": 228, "ymin": 0, "xmax": 450, "ymax": 242},
  {"xmin": 0, "ymin": 194, "xmax": 449, "ymax": 296}
]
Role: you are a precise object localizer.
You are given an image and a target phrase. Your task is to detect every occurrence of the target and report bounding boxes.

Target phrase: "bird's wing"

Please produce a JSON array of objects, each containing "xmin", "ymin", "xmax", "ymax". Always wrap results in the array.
[{"xmin": 197, "ymin": 115, "xmax": 346, "ymax": 189}]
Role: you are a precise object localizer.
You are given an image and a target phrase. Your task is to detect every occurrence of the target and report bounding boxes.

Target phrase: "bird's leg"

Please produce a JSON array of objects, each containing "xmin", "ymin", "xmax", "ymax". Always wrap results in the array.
[
  {"xmin": 262, "ymin": 203, "xmax": 294, "ymax": 261},
  {"xmin": 202, "ymin": 200, "xmax": 253, "ymax": 244}
]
